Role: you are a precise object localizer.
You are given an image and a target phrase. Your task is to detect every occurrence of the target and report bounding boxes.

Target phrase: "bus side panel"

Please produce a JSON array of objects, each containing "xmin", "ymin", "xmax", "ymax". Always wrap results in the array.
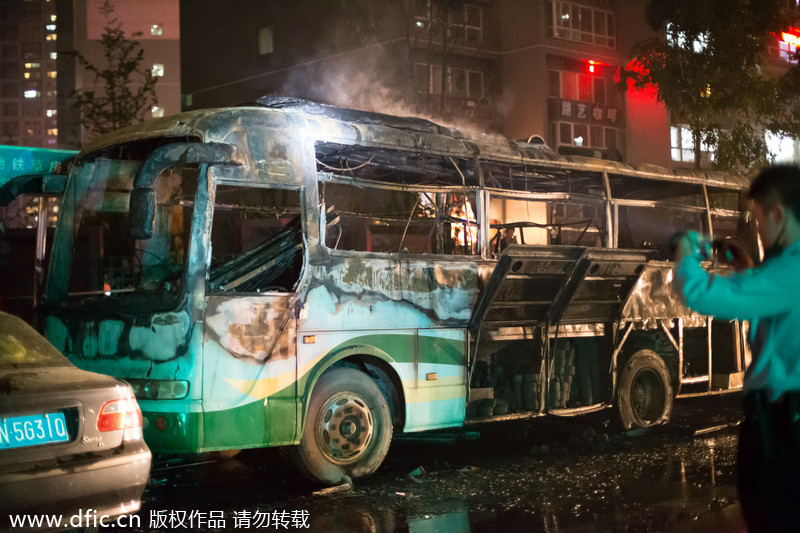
[
  {"xmin": 295, "ymin": 329, "xmax": 467, "ymax": 435},
  {"xmin": 406, "ymin": 331, "xmax": 467, "ymax": 431},
  {"xmin": 200, "ymin": 294, "xmax": 298, "ymax": 450}
]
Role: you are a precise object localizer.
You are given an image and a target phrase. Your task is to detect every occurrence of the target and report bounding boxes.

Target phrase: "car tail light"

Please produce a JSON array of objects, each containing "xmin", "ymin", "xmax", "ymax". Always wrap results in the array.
[{"xmin": 97, "ymin": 395, "xmax": 144, "ymax": 441}]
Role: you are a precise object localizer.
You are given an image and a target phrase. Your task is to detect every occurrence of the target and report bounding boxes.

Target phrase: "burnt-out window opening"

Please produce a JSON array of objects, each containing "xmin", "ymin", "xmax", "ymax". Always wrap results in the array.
[
  {"xmin": 66, "ymin": 156, "xmax": 196, "ymax": 308},
  {"xmin": 488, "ymin": 194, "xmax": 607, "ymax": 255},
  {"xmin": 319, "ymin": 181, "xmax": 479, "ymax": 255},
  {"xmin": 208, "ymin": 185, "xmax": 303, "ymax": 293},
  {"xmin": 616, "ymin": 204, "xmax": 706, "ymax": 259},
  {"xmin": 315, "ymin": 142, "xmax": 479, "ymax": 187},
  {"xmin": 551, "ymin": 199, "xmax": 606, "ymax": 246},
  {"xmin": 489, "ymin": 196, "xmax": 548, "ymax": 252},
  {"xmin": 481, "ymin": 162, "xmax": 606, "ymax": 197},
  {"xmin": 611, "ymin": 175, "xmax": 707, "ymax": 259},
  {"xmin": 609, "ymin": 174, "xmax": 705, "ymax": 206}
]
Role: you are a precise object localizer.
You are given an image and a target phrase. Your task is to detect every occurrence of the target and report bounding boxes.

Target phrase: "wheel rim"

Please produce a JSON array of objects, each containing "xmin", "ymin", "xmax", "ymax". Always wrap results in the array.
[
  {"xmin": 630, "ymin": 368, "xmax": 666, "ymax": 426},
  {"xmin": 315, "ymin": 392, "xmax": 375, "ymax": 464}
]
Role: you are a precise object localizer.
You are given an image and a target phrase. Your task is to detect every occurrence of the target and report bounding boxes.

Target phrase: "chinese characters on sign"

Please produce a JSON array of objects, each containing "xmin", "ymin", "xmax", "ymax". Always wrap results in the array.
[
  {"xmin": 0, "ymin": 145, "xmax": 76, "ymax": 189},
  {"xmin": 552, "ymin": 98, "xmax": 621, "ymax": 125}
]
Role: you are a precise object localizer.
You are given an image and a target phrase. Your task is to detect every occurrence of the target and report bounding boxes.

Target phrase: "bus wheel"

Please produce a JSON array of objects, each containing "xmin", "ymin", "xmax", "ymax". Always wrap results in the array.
[
  {"xmin": 617, "ymin": 350, "xmax": 673, "ymax": 430},
  {"xmin": 292, "ymin": 368, "xmax": 392, "ymax": 485}
]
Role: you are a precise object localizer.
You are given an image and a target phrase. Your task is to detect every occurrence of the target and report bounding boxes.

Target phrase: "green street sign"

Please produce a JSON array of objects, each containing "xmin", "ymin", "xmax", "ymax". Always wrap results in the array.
[{"xmin": 0, "ymin": 145, "xmax": 77, "ymax": 188}]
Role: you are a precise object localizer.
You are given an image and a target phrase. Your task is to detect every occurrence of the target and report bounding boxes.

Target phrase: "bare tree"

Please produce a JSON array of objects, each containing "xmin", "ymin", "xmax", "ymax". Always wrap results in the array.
[{"xmin": 71, "ymin": 1, "xmax": 158, "ymax": 140}]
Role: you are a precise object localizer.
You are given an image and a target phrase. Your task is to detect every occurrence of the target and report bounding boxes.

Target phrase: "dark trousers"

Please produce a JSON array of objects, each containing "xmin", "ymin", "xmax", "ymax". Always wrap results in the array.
[{"xmin": 738, "ymin": 391, "xmax": 800, "ymax": 532}]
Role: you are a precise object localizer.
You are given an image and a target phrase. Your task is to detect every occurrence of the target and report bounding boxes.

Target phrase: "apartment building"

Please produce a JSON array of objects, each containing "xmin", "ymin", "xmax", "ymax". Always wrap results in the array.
[{"xmin": 180, "ymin": 0, "xmax": 800, "ymax": 169}]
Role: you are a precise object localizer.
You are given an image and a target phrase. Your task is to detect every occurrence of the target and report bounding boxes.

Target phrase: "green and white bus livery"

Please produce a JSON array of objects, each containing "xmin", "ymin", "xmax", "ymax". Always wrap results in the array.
[{"xmin": 41, "ymin": 98, "xmax": 755, "ymax": 484}]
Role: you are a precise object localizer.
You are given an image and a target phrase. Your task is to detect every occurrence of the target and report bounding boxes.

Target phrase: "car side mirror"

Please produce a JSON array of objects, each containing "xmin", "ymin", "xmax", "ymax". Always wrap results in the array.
[{"xmin": 129, "ymin": 187, "xmax": 156, "ymax": 240}]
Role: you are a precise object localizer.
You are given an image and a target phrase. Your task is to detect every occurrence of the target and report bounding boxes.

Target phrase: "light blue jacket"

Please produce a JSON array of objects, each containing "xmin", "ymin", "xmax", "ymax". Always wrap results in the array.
[{"xmin": 676, "ymin": 240, "xmax": 800, "ymax": 400}]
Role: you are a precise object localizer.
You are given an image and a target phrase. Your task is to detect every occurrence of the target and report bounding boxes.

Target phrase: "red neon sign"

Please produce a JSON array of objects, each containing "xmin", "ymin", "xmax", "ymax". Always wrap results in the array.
[
  {"xmin": 781, "ymin": 28, "xmax": 800, "ymax": 47},
  {"xmin": 585, "ymin": 59, "xmax": 607, "ymax": 75}
]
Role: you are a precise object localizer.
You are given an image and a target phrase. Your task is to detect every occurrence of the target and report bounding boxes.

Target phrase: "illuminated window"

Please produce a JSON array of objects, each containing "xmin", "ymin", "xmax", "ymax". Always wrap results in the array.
[
  {"xmin": 50, "ymin": 15, "xmax": 56, "ymax": 22},
  {"xmin": 23, "ymin": 89, "xmax": 39, "ymax": 98},
  {"xmin": 553, "ymin": 121, "xmax": 620, "ymax": 150},
  {"xmin": 47, "ymin": 128, "xmax": 57, "ymax": 136},
  {"xmin": 151, "ymin": 24, "xmax": 163, "ymax": 36},
  {"xmin": 151, "ymin": 64, "xmax": 164, "ymax": 77},
  {"xmin": 666, "ymin": 23, "xmax": 708, "ymax": 52},
  {"xmin": 670, "ymin": 124, "xmax": 715, "ymax": 164},
  {"xmin": 45, "ymin": 34, "xmax": 56, "ymax": 41},
  {"xmin": 151, "ymin": 105, "xmax": 164, "ymax": 118},
  {"xmin": 779, "ymin": 31, "xmax": 799, "ymax": 63},
  {"xmin": 549, "ymin": 1, "xmax": 615, "ymax": 48},
  {"xmin": 24, "ymin": 62, "xmax": 40, "ymax": 69},
  {"xmin": 23, "ymin": 72, "xmax": 31, "ymax": 79},
  {"xmin": 50, "ymin": 52, "xmax": 57, "ymax": 60},
  {"xmin": 766, "ymin": 131, "xmax": 798, "ymax": 163},
  {"xmin": 47, "ymin": 71, "xmax": 56, "ymax": 78},
  {"xmin": 258, "ymin": 26, "xmax": 274, "ymax": 55},
  {"xmin": 46, "ymin": 24, "xmax": 56, "ymax": 31},
  {"xmin": 46, "ymin": 109, "xmax": 56, "ymax": 117}
]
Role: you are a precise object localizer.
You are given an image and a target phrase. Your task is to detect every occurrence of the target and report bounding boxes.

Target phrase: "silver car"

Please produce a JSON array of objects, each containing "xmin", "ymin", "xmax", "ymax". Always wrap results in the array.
[{"xmin": 0, "ymin": 311, "xmax": 151, "ymax": 531}]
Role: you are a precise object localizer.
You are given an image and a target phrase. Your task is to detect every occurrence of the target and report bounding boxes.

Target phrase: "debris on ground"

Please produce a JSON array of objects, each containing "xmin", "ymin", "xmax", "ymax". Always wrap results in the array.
[{"xmin": 312, "ymin": 478, "xmax": 353, "ymax": 497}]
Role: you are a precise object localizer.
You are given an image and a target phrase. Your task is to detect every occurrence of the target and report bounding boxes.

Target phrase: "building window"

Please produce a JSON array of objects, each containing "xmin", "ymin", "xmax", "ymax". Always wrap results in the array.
[
  {"xmin": 151, "ymin": 105, "xmax": 164, "ymax": 118},
  {"xmin": 779, "ymin": 34, "xmax": 799, "ymax": 63},
  {"xmin": 554, "ymin": 121, "xmax": 620, "ymax": 149},
  {"xmin": 258, "ymin": 26, "xmax": 274, "ymax": 55},
  {"xmin": 549, "ymin": 66, "xmax": 621, "ymax": 151},
  {"xmin": 766, "ymin": 131, "xmax": 798, "ymax": 163},
  {"xmin": 414, "ymin": 0, "xmax": 430, "ymax": 19},
  {"xmin": 666, "ymin": 22, "xmax": 708, "ymax": 52},
  {"xmin": 46, "ymin": 109, "xmax": 56, "ymax": 117},
  {"xmin": 448, "ymin": 68, "xmax": 483, "ymax": 99},
  {"xmin": 670, "ymin": 124, "xmax": 715, "ymax": 164},
  {"xmin": 416, "ymin": 63, "xmax": 442, "ymax": 95},
  {"xmin": 23, "ymin": 89, "xmax": 39, "ymax": 98},
  {"xmin": 151, "ymin": 24, "xmax": 163, "ymax": 36},
  {"xmin": 549, "ymin": 1, "xmax": 615, "ymax": 48},
  {"xmin": 550, "ymin": 70, "xmax": 607, "ymax": 103},
  {"xmin": 449, "ymin": 3, "xmax": 483, "ymax": 42},
  {"xmin": 415, "ymin": 63, "xmax": 483, "ymax": 99},
  {"xmin": 151, "ymin": 64, "xmax": 164, "ymax": 77}
]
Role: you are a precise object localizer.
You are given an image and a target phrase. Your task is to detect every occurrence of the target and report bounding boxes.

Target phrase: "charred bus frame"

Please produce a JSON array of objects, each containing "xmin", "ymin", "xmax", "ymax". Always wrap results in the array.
[{"xmin": 39, "ymin": 99, "xmax": 754, "ymax": 484}]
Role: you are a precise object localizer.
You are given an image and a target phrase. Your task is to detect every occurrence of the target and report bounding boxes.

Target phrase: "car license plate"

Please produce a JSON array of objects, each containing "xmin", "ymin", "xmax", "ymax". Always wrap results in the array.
[{"xmin": 0, "ymin": 412, "xmax": 70, "ymax": 450}]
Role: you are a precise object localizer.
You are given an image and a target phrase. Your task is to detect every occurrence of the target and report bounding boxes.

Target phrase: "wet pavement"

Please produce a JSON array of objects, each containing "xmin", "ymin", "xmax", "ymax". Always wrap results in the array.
[{"xmin": 123, "ymin": 393, "xmax": 746, "ymax": 532}]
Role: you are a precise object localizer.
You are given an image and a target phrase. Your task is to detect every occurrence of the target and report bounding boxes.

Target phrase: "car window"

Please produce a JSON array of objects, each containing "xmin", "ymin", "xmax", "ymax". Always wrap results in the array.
[{"xmin": 0, "ymin": 313, "xmax": 69, "ymax": 368}]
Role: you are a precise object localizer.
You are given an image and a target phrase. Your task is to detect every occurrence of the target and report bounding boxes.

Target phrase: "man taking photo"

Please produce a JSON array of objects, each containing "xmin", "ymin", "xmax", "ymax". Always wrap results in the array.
[{"xmin": 675, "ymin": 164, "xmax": 800, "ymax": 532}]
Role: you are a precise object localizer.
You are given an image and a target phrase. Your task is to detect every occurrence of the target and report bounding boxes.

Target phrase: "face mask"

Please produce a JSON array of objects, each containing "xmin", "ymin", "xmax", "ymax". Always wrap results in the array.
[{"xmin": 763, "ymin": 221, "xmax": 786, "ymax": 261}]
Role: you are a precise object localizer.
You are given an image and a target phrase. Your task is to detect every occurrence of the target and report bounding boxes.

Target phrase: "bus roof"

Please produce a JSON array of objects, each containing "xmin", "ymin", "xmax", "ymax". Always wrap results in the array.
[{"xmin": 77, "ymin": 98, "xmax": 751, "ymax": 191}]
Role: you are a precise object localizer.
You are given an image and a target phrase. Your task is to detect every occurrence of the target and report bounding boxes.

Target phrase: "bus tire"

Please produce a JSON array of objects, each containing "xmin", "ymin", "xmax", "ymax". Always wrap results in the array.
[
  {"xmin": 291, "ymin": 368, "xmax": 392, "ymax": 485},
  {"xmin": 617, "ymin": 349, "xmax": 673, "ymax": 430}
]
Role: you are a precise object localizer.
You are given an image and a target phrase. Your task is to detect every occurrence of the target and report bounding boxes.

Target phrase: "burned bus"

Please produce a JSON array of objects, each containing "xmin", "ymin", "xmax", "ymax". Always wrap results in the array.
[{"xmin": 41, "ymin": 99, "xmax": 755, "ymax": 484}]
